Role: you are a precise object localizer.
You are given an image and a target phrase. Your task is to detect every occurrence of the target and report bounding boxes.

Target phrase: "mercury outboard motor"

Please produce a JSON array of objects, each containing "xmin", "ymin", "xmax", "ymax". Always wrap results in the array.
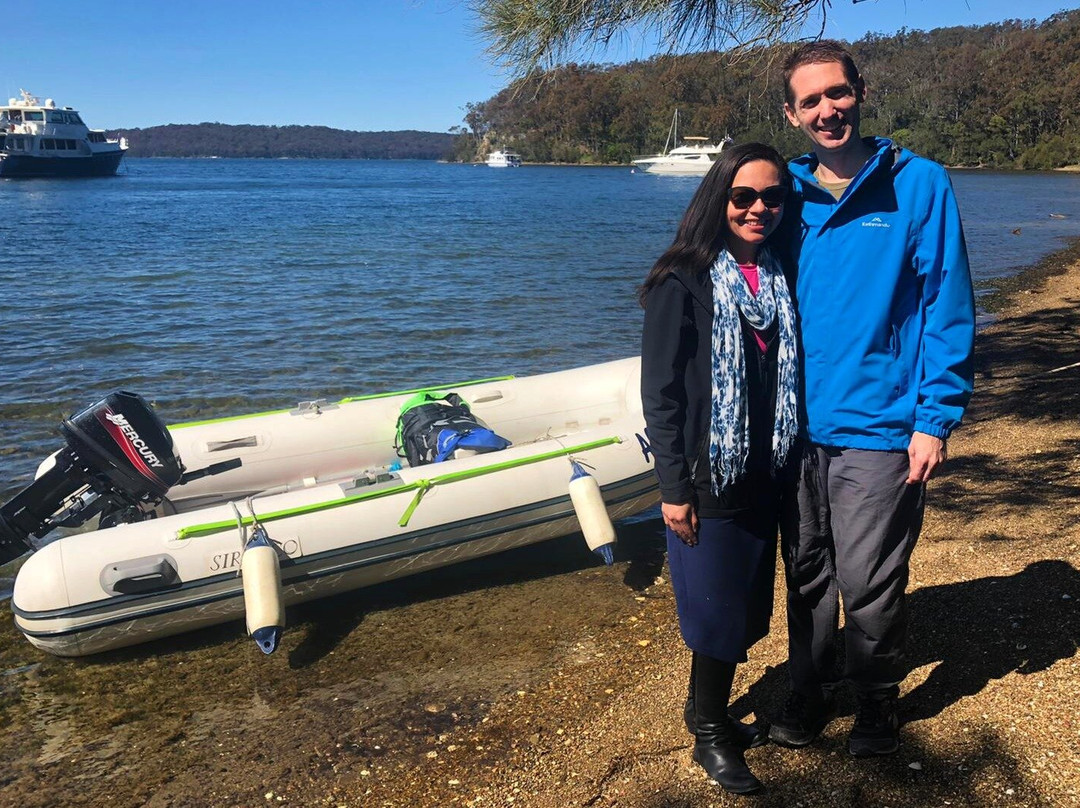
[{"xmin": 0, "ymin": 391, "xmax": 185, "ymax": 565}]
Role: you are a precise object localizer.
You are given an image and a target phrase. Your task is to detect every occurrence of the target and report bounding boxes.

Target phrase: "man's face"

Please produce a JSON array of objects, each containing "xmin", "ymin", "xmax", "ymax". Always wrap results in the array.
[{"xmin": 784, "ymin": 61, "xmax": 863, "ymax": 154}]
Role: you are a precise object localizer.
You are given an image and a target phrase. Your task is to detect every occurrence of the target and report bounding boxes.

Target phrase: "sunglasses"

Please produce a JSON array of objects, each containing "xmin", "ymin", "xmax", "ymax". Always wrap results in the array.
[{"xmin": 729, "ymin": 185, "xmax": 787, "ymax": 210}]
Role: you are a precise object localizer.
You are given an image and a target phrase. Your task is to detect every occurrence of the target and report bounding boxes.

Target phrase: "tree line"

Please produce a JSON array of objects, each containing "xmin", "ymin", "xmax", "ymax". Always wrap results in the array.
[
  {"xmin": 117, "ymin": 123, "xmax": 456, "ymax": 160},
  {"xmin": 450, "ymin": 10, "xmax": 1080, "ymax": 169}
]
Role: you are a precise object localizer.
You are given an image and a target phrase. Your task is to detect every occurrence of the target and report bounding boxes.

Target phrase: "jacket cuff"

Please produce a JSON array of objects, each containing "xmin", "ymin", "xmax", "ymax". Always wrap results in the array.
[
  {"xmin": 659, "ymin": 482, "xmax": 693, "ymax": 506},
  {"xmin": 913, "ymin": 420, "xmax": 951, "ymax": 440}
]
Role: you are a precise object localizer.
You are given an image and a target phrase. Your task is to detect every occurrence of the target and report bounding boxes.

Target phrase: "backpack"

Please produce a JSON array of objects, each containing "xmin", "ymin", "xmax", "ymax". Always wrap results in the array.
[{"xmin": 394, "ymin": 392, "xmax": 511, "ymax": 467}]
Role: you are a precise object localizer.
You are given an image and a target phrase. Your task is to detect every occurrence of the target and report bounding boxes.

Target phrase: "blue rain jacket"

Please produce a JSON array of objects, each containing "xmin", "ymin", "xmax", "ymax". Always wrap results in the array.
[{"xmin": 789, "ymin": 138, "xmax": 975, "ymax": 450}]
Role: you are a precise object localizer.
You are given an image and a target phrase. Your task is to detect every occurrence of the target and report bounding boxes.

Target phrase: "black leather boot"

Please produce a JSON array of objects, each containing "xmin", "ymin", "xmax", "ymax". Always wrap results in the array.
[
  {"xmin": 683, "ymin": 658, "xmax": 696, "ymax": 734},
  {"xmin": 691, "ymin": 653, "xmax": 764, "ymax": 794},
  {"xmin": 694, "ymin": 719, "xmax": 763, "ymax": 794},
  {"xmin": 685, "ymin": 653, "xmax": 768, "ymax": 748}
]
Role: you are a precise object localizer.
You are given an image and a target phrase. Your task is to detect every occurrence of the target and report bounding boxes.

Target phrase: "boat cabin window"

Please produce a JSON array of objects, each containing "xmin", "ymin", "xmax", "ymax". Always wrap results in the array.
[
  {"xmin": 69, "ymin": 113, "xmax": 84, "ymax": 125},
  {"xmin": 45, "ymin": 110, "xmax": 64, "ymax": 123},
  {"xmin": 4, "ymin": 136, "xmax": 26, "ymax": 150},
  {"xmin": 7, "ymin": 110, "xmax": 23, "ymax": 123},
  {"xmin": 40, "ymin": 138, "xmax": 76, "ymax": 150},
  {"xmin": 24, "ymin": 110, "xmax": 44, "ymax": 122},
  {"xmin": 88, "ymin": 131, "xmax": 106, "ymax": 143}
]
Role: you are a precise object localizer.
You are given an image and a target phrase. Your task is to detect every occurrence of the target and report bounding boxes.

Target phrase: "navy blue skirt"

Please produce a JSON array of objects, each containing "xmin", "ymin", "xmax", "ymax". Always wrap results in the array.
[{"xmin": 667, "ymin": 510, "xmax": 777, "ymax": 662}]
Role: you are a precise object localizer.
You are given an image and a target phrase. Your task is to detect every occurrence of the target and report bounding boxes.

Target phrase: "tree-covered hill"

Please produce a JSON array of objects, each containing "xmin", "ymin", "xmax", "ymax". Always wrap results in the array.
[
  {"xmin": 452, "ymin": 10, "xmax": 1080, "ymax": 169},
  {"xmin": 118, "ymin": 123, "xmax": 456, "ymax": 159}
]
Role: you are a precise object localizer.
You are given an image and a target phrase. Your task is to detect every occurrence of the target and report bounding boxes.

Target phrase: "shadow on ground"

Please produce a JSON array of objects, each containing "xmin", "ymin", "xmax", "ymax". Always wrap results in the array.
[
  {"xmin": 632, "ymin": 727, "xmax": 1043, "ymax": 807},
  {"xmin": 732, "ymin": 560, "xmax": 1080, "ymax": 728}
]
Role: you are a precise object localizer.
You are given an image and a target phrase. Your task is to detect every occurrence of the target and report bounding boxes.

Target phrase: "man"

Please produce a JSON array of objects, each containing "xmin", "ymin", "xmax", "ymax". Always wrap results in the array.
[{"xmin": 769, "ymin": 41, "xmax": 975, "ymax": 757}]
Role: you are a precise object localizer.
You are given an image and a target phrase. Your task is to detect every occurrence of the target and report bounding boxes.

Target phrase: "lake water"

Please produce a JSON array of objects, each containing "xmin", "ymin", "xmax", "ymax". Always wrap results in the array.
[{"xmin": 1, "ymin": 159, "xmax": 1079, "ymax": 498}]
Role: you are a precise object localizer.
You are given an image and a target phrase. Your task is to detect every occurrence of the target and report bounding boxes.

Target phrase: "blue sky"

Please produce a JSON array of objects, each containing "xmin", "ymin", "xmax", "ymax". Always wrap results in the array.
[{"xmin": 0, "ymin": 1, "xmax": 1071, "ymax": 133}]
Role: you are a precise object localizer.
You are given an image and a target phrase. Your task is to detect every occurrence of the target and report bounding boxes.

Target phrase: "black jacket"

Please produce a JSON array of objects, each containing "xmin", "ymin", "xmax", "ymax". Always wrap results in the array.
[{"xmin": 641, "ymin": 267, "xmax": 784, "ymax": 516}]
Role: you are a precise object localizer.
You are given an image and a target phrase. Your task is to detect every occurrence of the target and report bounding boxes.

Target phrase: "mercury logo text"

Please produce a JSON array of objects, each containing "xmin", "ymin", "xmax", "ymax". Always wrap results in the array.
[{"xmin": 105, "ymin": 413, "xmax": 165, "ymax": 468}]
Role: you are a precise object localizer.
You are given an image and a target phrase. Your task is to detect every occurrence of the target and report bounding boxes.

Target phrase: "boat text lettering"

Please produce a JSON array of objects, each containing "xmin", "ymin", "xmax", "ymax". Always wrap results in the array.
[
  {"xmin": 209, "ymin": 537, "xmax": 301, "ymax": 572},
  {"xmin": 104, "ymin": 412, "xmax": 165, "ymax": 469}
]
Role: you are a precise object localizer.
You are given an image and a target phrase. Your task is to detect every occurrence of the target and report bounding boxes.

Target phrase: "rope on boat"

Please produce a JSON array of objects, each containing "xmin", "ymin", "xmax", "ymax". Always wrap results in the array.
[{"xmin": 174, "ymin": 435, "xmax": 624, "ymax": 539}]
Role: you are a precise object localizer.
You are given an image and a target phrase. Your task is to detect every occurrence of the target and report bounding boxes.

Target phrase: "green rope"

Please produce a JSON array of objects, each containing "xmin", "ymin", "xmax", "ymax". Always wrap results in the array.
[
  {"xmin": 175, "ymin": 435, "xmax": 623, "ymax": 540},
  {"xmin": 398, "ymin": 480, "xmax": 433, "ymax": 527}
]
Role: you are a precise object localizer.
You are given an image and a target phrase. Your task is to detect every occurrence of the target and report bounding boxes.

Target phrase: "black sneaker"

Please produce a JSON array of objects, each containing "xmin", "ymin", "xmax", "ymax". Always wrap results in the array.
[
  {"xmin": 848, "ymin": 694, "xmax": 899, "ymax": 757},
  {"xmin": 768, "ymin": 691, "xmax": 837, "ymax": 748}
]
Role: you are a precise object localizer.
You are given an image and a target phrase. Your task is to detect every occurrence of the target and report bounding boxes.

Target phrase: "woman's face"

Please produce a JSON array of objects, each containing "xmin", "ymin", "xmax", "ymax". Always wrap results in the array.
[{"xmin": 725, "ymin": 159, "xmax": 785, "ymax": 262}]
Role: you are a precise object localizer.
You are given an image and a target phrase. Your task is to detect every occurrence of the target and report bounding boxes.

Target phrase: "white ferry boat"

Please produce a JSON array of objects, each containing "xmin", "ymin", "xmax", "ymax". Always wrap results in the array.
[
  {"xmin": 632, "ymin": 110, "xmax": 731, "ymax": 176},
  {"xmin": 487, "ymin": 149, "xmax": 522, "ymax": 168},
  {"xmin": 0, "ymin": 90, "xmax": 129, "ymax": 178}
]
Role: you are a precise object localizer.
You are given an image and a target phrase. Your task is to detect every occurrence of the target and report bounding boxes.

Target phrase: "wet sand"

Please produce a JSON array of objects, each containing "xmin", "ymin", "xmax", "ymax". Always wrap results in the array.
[{"xmin": 2, "ymin": 242, "xmax": 1080, "ymax": 806}]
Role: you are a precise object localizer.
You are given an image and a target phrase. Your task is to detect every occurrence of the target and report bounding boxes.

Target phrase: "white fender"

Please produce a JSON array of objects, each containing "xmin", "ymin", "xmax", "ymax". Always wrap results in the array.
[
  {"xmin": 568, "ymin": 462, "xmax": 616, "ymax": 565},
  {"xmin": 241, "ymin": 532, "xmax": 285, "ymax": 654}
]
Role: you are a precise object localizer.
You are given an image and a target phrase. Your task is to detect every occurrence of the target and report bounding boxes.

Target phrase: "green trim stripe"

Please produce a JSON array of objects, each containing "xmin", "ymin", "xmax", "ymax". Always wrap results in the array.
[
  {"xmin": 170, "ymin": 375, "xmax": 516, "ymax": 430},
  {"xmin": 175, "ymin": 436, "xmax": 622, "ymax": 540},
  {"xmin": 338, "ymin": 375, "xmax": 513, "ymax": 403}
]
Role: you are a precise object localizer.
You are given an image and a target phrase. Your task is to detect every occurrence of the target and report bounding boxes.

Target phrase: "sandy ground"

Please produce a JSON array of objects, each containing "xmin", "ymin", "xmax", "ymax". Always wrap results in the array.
[{"xmin": 1, "ymin": 242, "xmax": 1079, "ymax": 807}]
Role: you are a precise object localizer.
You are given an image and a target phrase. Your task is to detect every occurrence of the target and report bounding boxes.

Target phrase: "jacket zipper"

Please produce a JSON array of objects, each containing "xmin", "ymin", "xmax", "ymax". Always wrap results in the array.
[{"xmin": 688, "ymin": 420, "xmax": 710, "ymax": 485}]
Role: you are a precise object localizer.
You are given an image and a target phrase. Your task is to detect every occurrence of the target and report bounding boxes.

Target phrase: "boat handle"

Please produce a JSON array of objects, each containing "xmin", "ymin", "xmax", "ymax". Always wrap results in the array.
[
  {"xmin": 205, "ymin": 436, "xmax": 259, "ymax": 452},
  {"xmin": 100, "ymin": 554, "xmax": 181, "ymax": 596}
]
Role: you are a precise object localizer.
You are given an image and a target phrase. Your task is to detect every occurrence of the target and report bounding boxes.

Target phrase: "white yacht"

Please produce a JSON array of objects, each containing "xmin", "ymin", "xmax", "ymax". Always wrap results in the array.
[
  {"xmin": 486, "ymin": 149, "xmax": 522, "ymax": 168},
  {"xmin": 632, "ymin": 110, "xmax": 731, "ymax": 176},
  {"xmin": 0, "ymin": 90, "xmax": 128, "ymax": 178}
]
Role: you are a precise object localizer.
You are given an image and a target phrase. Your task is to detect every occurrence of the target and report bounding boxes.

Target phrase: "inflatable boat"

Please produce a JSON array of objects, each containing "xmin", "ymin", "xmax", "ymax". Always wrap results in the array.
[{"xmin": 1, "ymin": 357, "xmax": 657, "ymax": 657}]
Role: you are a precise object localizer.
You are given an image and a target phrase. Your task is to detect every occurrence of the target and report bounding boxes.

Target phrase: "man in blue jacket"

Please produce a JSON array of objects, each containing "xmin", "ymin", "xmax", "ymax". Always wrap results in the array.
[{"xmin": 768, "ymin": 41, "xmax": 975, "ymax": 757}]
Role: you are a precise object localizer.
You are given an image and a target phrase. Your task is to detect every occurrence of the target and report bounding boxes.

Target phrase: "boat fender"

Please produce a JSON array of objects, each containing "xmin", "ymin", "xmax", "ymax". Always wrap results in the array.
[
  {"xmin": 568, "ymin": 461, "xmax": 616, "ymax": 565},
  {"xmin": 240, "ymin": 524, "xmax": 285, "ymax": 655}
]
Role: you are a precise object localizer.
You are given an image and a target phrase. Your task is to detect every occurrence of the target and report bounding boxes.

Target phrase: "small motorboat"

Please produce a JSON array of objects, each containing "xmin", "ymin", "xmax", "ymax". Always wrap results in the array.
[
  {"xmin": 631, "ymin": 110, "xmax": 731, "ymax": 176},
  {"xmin": 486, "ymin": 149, "xmax": 522, "ymax": 167},
  {"xmin": 1, "ymin": 358, "xmax": 657, "ymax": 657}
]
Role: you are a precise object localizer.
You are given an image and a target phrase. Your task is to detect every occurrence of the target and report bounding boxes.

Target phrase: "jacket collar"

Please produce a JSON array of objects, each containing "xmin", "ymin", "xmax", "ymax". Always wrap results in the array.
[
  {"xmin": 789, "ymin": 137, "xmax": 899, "ymax": 200},
  {"xmin": 672, "ymin": 265, "xmax": 713, "ymax": 312}
]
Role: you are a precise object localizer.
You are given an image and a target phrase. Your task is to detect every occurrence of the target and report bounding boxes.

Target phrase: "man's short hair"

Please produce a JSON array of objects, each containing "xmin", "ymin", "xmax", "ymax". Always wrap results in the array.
[{"xmin": 782, "ymin": 40, "xmax": 861, "ymax": 106}]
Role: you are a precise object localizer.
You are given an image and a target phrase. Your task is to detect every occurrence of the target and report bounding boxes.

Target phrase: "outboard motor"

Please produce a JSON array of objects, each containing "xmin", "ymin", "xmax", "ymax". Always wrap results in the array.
[{"xmin": 0, "ymin": 391, "xmax": 185, "ymax": 565}]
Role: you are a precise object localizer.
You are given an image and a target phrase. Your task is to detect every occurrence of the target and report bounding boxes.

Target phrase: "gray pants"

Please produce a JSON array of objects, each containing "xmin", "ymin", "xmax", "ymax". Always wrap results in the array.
[{"xmin": 780, "ymin": 444, "xmax": 925, "ymax": 697}]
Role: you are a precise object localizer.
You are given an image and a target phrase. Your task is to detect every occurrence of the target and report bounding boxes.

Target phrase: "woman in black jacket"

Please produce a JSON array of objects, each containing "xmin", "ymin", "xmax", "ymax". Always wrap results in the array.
[{"xmin": 640, "ymin": 142, "xmax": 797, "ymax": 794}]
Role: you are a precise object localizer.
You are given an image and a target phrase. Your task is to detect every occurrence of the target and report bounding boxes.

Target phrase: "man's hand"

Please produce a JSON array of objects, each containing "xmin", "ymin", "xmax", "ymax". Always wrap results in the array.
[
  {"xmin": 907, "ymin": 432, "xmax": 947, "ymax": 484},
  {"xmin": 662, "ymin": 501, "xmax": 699, "ymax": 546}
]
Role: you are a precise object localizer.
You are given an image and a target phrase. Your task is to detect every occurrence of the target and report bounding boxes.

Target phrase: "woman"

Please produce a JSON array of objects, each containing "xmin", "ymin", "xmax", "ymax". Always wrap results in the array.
[{"xmin": 640, "ymin": 142, "xmax": 797, "ymax": 794}]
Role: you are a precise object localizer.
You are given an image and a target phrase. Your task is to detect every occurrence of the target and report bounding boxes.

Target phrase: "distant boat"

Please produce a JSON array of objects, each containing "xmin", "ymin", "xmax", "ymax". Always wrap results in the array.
[
  {"xmin": 0, "ymin": 89, "xmax": 128, "ymax": 178},
  {"xmin": 632, "ymin": 110, "xmax": 731, "ymax": 176},
  {"xmin": 487, "ymin": 149, "xmax": 522, "ymax": 168}
]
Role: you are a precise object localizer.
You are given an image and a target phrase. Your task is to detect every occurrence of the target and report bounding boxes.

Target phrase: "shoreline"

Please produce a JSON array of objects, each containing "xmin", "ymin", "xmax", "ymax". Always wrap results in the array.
[{"xmin": 1, "ymin": 243, "xmax": 1079, "ymax": 806}]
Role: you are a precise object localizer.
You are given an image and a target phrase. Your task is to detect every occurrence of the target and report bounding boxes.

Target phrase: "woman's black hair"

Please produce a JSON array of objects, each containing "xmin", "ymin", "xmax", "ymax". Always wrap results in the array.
[{"xmin": 638, "ymin": 142, "xmax": 792, "ymax": 307}]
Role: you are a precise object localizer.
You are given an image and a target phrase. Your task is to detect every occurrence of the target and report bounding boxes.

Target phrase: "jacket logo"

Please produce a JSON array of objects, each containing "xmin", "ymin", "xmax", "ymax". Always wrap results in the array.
[{"xmin": 862, "ymin": 216, "xmax": 891, "ymax": 229}]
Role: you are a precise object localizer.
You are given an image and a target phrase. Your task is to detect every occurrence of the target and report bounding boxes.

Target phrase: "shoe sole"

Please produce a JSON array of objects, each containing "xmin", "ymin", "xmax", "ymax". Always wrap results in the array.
[
  {"xmin": 768, "ymin": 720, "xmax": 833, "ymax": 748},
  {"xmin": 767, "ymin": 730, "xmax": 819, "ymax": 748},
  {"xmin": 849, "ymin": 740, "xmax": 900, "ymax": 757},
  {"xmin": 692, "ymin": 749, "xmax": 764, "ymax": 795},
  {"xmin": 708, "ymin": 778, "xmax": 763, "ymax": 795}
]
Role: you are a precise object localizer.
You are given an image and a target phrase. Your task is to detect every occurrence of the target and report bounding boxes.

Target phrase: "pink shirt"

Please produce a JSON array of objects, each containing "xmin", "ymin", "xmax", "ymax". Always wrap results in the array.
[{"xmin": 738, "ymin": 263, "xmax": 768, "ymax": 354}]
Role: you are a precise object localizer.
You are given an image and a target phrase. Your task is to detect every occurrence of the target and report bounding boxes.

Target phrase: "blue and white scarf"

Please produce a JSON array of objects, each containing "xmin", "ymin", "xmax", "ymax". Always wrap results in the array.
[{"xmin": 708, "ymin": 247, "xmax": 798, "ymax": 492}]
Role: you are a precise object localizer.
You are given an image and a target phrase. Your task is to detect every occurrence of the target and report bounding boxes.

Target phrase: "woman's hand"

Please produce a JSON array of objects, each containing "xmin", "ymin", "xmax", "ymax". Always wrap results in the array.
[{"xmin": 662, "ymin": 501, "xmax": 699, "ymax": 546}]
